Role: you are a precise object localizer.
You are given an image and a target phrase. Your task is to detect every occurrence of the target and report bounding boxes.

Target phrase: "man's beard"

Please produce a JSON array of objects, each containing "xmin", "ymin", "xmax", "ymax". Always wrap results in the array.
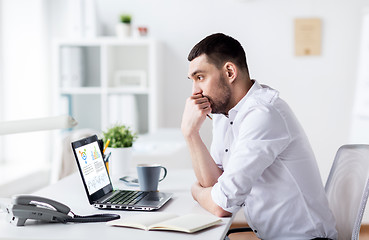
[{"xmin": 204, "ymin": 75, "xmax": 231, "ymax": 115}]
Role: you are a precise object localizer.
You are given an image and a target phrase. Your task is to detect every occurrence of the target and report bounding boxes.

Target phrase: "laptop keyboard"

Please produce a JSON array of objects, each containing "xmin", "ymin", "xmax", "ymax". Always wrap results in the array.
[{"xmin": 104, "ymin": 191, "xmax": 149, "ymax": 205}]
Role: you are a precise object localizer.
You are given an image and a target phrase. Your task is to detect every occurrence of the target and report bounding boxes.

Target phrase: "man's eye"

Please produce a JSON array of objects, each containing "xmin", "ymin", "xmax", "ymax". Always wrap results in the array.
[{"xmin": 198, "ymin": 76, "xmax": 204, "ymax": 80}]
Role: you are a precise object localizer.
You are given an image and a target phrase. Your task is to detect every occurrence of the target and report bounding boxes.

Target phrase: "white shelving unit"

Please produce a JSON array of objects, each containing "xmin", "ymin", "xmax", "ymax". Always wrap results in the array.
[{"xmin": 53, "ymin": 37, "xmax": 162, "ymax": 134}]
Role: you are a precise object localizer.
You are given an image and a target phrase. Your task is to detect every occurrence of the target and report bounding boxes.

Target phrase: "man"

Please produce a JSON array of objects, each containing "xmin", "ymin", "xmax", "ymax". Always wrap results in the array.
[{"xmin": 181, "ymin": 33, "xmax": 337, "ymax": 240}]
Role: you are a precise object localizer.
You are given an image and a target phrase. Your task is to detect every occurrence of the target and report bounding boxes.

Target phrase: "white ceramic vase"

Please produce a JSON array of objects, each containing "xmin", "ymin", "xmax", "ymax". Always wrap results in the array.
[
  {"xmin": 116, "ymin": 23, "xmax": 131, "ymax": 38},
  {"xmin": 106, "ymin": 147, "xmax": 132, "ymax": 183}
]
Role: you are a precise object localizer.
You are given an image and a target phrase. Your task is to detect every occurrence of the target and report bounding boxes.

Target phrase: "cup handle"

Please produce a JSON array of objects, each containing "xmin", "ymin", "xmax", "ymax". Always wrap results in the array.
[{"xmin": 158, "ymin": 166, "xmax": 167, "ymax": 182}]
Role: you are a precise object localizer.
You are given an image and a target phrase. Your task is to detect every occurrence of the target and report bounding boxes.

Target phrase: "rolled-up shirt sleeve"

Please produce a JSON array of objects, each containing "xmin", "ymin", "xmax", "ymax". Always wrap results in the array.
[
  {"xmin": 211, "ymin": 104, "xmax": 290, "ymax": 213},
  {"xmin": 211, "ymin": 181, "xmax": 241, "ymax": 213}
]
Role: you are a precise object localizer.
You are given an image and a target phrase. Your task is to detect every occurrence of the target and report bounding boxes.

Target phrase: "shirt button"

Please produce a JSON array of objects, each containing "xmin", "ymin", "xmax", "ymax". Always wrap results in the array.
[
  {"xmin": 254, "ymin": 229, "xmax": 258, "ymax": 233},
  {"xmin": 230, "ymin": 121, "xmax": 233, "ymax": 125},
  {"xmin": 225, "ymin": 149, "xmax": 228, "ymax": 152}
]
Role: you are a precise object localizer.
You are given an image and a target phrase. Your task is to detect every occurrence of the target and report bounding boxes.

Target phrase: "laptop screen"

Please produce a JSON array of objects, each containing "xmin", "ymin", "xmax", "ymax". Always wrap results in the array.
[{"xmin": 74, "ymin": 138, "xmax": 111, "ymax": 195}]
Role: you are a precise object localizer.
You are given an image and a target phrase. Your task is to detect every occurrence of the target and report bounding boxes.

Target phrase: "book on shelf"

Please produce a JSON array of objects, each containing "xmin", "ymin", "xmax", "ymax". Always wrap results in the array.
[{"xmin": 107, "ymin": 212, "xmax": 222, "ymax": 233}]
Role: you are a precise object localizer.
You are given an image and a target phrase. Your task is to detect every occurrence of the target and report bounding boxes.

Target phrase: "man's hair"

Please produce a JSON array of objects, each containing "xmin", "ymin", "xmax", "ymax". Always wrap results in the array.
[{"xmin": 188, "ymin": 33, "xmax": 249, "ymax": 74}]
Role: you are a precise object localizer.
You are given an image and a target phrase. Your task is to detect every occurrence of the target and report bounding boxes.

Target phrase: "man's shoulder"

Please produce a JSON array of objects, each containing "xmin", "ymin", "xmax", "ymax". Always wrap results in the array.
[
  {"xmin": 235, "ymin": 88, "xmax": 292, "ymax": 133},
  {"xmin": 239, "ymin": 83, "xmax": 294, "ymax": 118},
  {"xmin": 248, "ymin": 84, "xmax": 280, "ymax": 106}
]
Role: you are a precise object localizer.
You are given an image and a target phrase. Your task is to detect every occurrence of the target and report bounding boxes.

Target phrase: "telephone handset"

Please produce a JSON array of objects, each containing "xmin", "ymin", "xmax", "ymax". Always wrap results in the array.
[{"xmin": 5, "ymin": 195, "xmax": 120, "ymax": 226}]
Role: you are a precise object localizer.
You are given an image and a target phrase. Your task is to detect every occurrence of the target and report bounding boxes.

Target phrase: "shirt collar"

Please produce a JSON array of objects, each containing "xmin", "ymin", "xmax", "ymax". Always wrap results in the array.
[{"xmin": 228, "ymin": 80, "xmax": 261, "ymax": 120}]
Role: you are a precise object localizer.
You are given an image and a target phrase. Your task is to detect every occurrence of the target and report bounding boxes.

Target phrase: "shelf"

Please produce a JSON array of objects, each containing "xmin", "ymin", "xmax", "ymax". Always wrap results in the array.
[
  {"xmin": 60, "ymin": 87, "xmax": 150, "ymax": 95},
  {"xmin": 107, "ymin": 87, "xmax": 149, "ymax": 95},
  {"xmin": 60, "ymin": 87, "xmax": 101, "ymax": 95},
  {"xmin": 56, "ymin": 37, "xmax": 156, "ymax": 47},
  {"xmin": 55, "ymin": 38, "xmax": 160, "ymax": 134}
]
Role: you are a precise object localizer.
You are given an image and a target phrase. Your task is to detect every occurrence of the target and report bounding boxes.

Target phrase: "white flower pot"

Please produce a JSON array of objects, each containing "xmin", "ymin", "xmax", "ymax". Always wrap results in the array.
[
  {"xmin": 106, "ymin": 147, "xmax": 132, "ymax": 184},
  {"xmin": 116, "ymin": 23, "xmax": 131, "ymax": 38}
]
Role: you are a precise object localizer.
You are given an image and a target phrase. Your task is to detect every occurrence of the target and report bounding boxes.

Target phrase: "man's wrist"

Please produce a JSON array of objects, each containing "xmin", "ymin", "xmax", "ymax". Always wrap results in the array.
[
  {"xmin": 191, "ymin": 182, "xmax": 200, "ymax": 201},
  {"xmin": 183, "ymin": 130, "xmax": 201, "ymax": 142}
]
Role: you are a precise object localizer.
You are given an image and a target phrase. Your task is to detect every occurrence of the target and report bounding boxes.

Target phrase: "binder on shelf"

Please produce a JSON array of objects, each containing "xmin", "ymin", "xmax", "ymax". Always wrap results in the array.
[
  {"xmin": 108, "ymin": 95, "xmax": 138, "ymax": 132},
  {"xmin": 60, "ymin": 47, "xmax": 85, "ymax": 88}
]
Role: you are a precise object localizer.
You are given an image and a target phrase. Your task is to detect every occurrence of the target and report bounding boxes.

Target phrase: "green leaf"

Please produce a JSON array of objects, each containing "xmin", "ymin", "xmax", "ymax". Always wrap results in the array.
[
  {"xmin": 120, "ymin": 14, "xmax": 131, "ymax": 24},
  {"xmin": 102, "ymin": 124, "xmax": 137, "ymax": 148}
]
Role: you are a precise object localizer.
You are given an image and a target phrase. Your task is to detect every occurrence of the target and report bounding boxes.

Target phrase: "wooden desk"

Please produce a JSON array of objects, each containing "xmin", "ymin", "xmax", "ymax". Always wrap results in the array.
[{"xmin": 0, "ymin": 169, "xmax": 233, "ymax": 240}]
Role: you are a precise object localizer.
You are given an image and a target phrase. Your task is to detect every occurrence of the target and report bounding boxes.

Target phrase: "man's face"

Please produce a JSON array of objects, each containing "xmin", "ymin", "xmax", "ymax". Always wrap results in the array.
[{"xmin": 188, "ymin": 55, "xmax": 231, "ymax": 115}]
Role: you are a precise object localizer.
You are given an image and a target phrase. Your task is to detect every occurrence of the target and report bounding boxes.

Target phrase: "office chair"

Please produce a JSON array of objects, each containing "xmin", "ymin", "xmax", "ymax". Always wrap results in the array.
[
  {"xmin": 227, "ymin": 144, "xmax": 369, "ymax": 240},
  {"xmin": 325, "ymin": 144, "xmax": 369, "ymax": 240}
]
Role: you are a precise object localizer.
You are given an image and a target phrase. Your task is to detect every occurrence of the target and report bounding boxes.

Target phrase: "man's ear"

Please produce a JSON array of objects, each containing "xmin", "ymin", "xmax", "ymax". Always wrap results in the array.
[{"xmin": 224, "ymin": 62, "xmax": 237, "ymax": 83}]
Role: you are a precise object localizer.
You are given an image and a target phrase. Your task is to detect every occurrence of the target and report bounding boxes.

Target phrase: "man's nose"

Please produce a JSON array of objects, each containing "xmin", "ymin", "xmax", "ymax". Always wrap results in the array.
[{"xmin": 192, "ymin": 83, "xmax": 202, "ymax": 95}]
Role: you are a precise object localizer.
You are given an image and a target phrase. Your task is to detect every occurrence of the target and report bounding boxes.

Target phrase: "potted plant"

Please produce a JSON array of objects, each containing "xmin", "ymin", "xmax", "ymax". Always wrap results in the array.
[
  {"xmin": 102, "ymin": 124, "xmax": 137, "ymax": 183},
  {"xmin": 116, "ymin": 14, "xmax": 132, "ymax": 38}
]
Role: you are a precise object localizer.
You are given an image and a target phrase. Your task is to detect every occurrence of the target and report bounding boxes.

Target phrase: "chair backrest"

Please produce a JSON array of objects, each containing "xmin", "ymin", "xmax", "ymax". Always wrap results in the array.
[{"xmin": 325, "ymin": 144, "xmax": 369, "ymax": 240}]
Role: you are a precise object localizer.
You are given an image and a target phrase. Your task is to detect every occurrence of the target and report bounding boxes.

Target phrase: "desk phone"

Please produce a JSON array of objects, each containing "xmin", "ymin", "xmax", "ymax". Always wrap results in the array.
[{"xmin": 3, "ymin": 195, "xmax": 119, "ymax": 226}]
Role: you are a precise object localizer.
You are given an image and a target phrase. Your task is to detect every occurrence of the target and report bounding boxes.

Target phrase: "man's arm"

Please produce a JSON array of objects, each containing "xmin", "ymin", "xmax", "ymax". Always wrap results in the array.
[
  {"xmin": 191, "ymin": 181, "xmax": 232, "ymax": 217},
  {"xmin": 181, "ymin": 94, "xmax": 222, "ymax": 187},
  {"xmin": 184, "ymin": 131, "xmax": 223, "ymax": 187}
]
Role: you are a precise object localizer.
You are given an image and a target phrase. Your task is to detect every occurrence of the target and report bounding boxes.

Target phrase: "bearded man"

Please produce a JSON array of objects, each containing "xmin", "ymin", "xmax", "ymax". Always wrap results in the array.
[{"xmin": 181, "ymin": 33, "xmax": 337, "ymax": 240}]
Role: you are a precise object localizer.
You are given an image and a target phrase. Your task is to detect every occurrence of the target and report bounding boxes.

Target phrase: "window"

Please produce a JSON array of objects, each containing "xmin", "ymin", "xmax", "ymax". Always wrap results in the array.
[
  {"xmin": 0, "ymin": 0, "xmax": 3, "ymax": 164},
  {"xmin": 0, "ymin": 0, "xmax": 51, "ymax": 188}
]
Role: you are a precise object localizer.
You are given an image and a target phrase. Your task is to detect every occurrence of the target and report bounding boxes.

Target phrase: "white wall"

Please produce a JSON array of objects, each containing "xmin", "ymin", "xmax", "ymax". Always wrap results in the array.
[{"xmin": 80, "ymin": 0, "xmax": 365, "ymax": 183}]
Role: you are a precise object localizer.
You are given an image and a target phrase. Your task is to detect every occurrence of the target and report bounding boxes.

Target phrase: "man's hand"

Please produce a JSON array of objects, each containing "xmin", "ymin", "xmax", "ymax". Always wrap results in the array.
[
  {"xmin": 181, "ymin": 94, "xmax": 211, "ymax": 138},
  {"xmin": 191, "ymin": 181, "xmax": 232, "ymax": 218}
]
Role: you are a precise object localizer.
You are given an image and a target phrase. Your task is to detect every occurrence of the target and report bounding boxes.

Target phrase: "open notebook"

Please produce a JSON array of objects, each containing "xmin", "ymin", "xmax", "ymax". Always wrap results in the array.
[{"xmin": 107, "ymin": 212, "xmax": 222, "ymax": 233}]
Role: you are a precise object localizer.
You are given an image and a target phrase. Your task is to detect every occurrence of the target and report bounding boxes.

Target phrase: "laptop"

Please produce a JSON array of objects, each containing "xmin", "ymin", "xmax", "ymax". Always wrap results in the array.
[{"xmin": 71, "ymin": 135, "xmax": 173, "ymax": 211}]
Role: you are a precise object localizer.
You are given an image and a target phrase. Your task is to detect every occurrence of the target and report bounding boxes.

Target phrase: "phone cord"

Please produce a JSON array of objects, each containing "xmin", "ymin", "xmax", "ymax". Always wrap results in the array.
[{"xmin": 61, "ymin": 211, "xmax": 120, "ymax": 223}]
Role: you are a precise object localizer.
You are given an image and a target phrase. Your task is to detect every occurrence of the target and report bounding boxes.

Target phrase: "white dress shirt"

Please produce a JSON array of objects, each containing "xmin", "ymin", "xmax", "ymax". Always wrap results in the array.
[{"xmin": 210, "ymin": 81, "xmax": 337, "ymax": 240}]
